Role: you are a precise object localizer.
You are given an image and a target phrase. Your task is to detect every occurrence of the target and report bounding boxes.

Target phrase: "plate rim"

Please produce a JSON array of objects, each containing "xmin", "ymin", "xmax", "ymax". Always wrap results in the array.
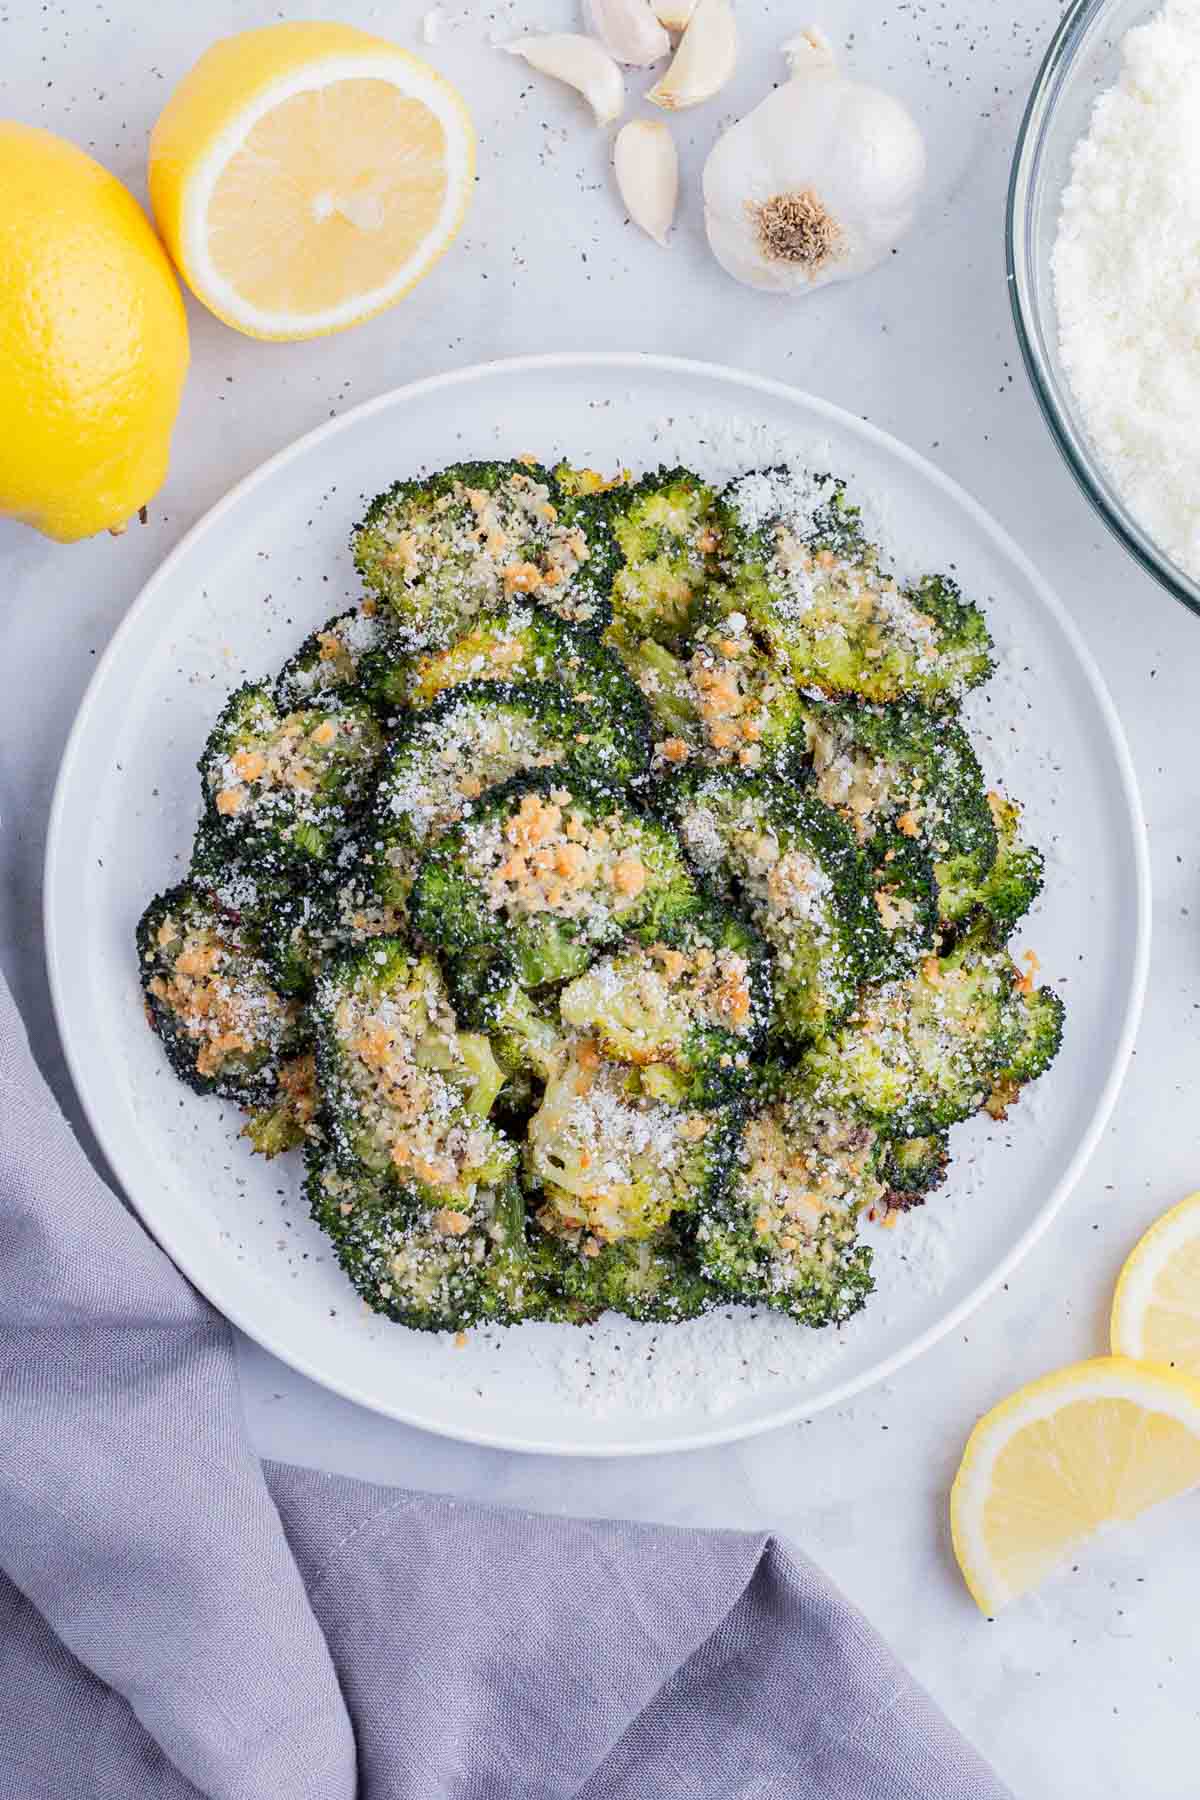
[{"xmin": 43, "ymin": 349, "xmax": 1152, "ymax": 1457}]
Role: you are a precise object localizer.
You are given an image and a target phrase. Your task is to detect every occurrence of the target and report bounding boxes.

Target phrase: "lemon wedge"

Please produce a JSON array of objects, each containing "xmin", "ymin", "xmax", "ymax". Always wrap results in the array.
[
  {"xmin": 149, "ymin": 21, "xmax": 475, "ymax": 341},
  {"xmin": 1111, "ymin": 1190, "xmax": 1200, "ymax": 1374},
  {"xmin": 950, "ymin": 1356, "xmax": 1200, "ymax": 1613}
]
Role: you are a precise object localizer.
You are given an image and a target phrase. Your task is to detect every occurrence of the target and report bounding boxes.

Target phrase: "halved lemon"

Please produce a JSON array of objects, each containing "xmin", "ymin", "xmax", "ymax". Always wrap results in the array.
[
  {"xmin": 149, "ymin": 22, "xmax": 475, "ymax": 340},
  {"xmin": 950, "ymin": 1356, "xmax": 1200, "ymax": 1614},
  {"xmin": 1111, "ymin": 1190, "xmax": 1200, "ymax": 1374}
]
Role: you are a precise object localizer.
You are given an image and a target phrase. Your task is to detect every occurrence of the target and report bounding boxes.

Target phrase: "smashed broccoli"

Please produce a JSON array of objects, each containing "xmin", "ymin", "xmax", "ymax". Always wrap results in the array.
[
  {"xmin": 137, "ymin": 883, "xmax": 303, "ymax": 1103},
  {"xmin": 273, "ymin": 606, "xmax": 395, "ymax": 712},
  {"xmin": 138, "ymin": 450, "xmax": 1064, "ymax": 1341},
  {"xmin": 985, "ymin": 980, "xmax": 1065, "ymax": 1119},
  {"xmin": 878, "ymin": 1130, "xmax": 950, "ymax": 1206},
  {"xmin": 607, "ymin": 465, "xmax": 721, "ymax": 648},
  {"xmin": 696, "ymin": 1090, "xmax": 878, "ymax": 1326},
  {"xmin": 312, "ymin": 936, "xmax": 515, "ymax": 1209},
  {"xmin": 410, "ymin": 773, "xmax": 699, "ymax": 1025},
  {"xmin": 307, "ymin": 1150, "xmax": 545, "ymax": 1329},
  {"xmin": 534, "ymin": 1224, "xmax": 717, "ymax": 1323},
  {"xmin": 368, "ymin": 679, "xmax": 649, "ymax": 917},
  {"xmin": 973, "ymin": 792, "xmax": 1046, "ymax": 939},
  {"xmin": 389, "ymin": 603, "xmax": 652, "ymax": 765},
  {"xmin": 716, "ymin": 470, "xmax": 993, "ymax": 706},
  {"xmin": 803, "ymin": 697, "xmax": 997, "ymax": 925},
  {"xmin": 800, "ymin": 928, "xmax": 1030, "ymax": 1134},
  {"xmin": 525, "ymin": 1040, "xmax": 739, "ymax": 1244},
  {"xmin": 351, "ymin": 459, "xmax": 617, "ymax": 651},
  {"xmin": 198, "ymin": 683, "xmax": 382, "ymax": 869},
  {"xmin": 621, "ymin": 612, "xmax": 809, "ymax": 780},
  {"xmin": 558, "ymin": 904, "xmax": 770, "ymax": 1104},
  {"xmin": 667, "ymin": 769, "xmax": 883, "ymax": 1041}
]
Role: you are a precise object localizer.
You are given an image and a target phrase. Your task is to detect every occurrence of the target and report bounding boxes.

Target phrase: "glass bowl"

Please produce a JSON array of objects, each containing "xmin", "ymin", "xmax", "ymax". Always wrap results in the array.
[{"xmin": 1007, "ymin": 0, "xmax": 1200, "ymax": 616}]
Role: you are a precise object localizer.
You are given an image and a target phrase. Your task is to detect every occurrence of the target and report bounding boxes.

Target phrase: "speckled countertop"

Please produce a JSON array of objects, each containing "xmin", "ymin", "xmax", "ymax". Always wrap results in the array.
[{"xmin": 3, "ymin": 2, "xmax": 1199, "ymax": 1793}]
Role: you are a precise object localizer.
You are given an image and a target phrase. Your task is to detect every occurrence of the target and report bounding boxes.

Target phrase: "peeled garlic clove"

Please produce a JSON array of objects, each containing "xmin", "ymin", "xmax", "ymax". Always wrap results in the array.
[
  {"xmin": 500, "ymin": 34, "xmax": 625, "ymax": 126},
  {"xmin": 648, "ymin": 0, "xmax": 736, "ymax": 111},
  {"xmin": 585, "ymin": 0, "xmax": 671, "ymax": 67},
  {"xmin": 654, "ymin": 0, "xmax": 697, "ymax": 32},
  {"xmin": 613, "ymin": 119, "xmax": 678, "ymax": 246}
]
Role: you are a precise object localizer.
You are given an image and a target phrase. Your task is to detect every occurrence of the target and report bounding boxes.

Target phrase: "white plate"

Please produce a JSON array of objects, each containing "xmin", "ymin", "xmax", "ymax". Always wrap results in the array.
[{"xmin": 45, "ymin": 353, "xmax": 1150, "ymax": 1456}]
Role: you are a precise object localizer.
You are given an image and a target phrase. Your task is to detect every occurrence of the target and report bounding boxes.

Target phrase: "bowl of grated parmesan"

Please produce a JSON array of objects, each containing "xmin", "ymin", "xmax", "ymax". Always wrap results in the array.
[{"xmin": 1008, "ymin": 0, "xmax": 1200, "ymax": 615}]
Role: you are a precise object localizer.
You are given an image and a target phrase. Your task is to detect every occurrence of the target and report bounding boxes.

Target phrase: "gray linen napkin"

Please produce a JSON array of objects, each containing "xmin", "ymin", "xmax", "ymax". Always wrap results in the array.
[{"xmin": 0, "ymin": 972, "xmax": 1011, "ymax": 1800}]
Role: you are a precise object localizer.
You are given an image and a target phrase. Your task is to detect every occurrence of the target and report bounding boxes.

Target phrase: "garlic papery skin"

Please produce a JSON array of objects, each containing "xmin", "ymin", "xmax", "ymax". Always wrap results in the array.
[
  {"xmin": 702, "ymin": 27, "xmax": 926, "ymax": 292},
  {"xmin": 647, "ymin": 0, "xmax": 737, "ymax": 111},
  {"xmin": 613, "ymin": 119, "xmax": 678, "ymax": 246},
  {"xmin": 585, "ymin": 0, "xmax": 671, "ymax": 67},
  {"xmin": 500, "ymin": 34, "xmax": 625, "ymax": 126},
  {"xmin": 654, "ymin": 0, "xmax": 697, "ymax": 33}
]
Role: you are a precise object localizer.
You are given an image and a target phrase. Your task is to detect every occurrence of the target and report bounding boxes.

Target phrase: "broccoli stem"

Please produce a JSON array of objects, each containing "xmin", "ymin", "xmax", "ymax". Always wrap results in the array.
[{"xmin": 458, "ymin": 1032, "xmax": 508, "ymax": 1119}]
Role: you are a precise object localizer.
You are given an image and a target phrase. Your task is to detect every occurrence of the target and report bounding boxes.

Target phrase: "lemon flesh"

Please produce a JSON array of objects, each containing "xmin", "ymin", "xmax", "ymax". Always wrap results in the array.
[
  {"xmin": 149, "ymin": 22, "xmax": 475, "ymax": 341},
  {"xmin": 0, "ymin": 123, "xmax": 189, "ymax": 543},
  {"xmin": 950, "ymin": 1356, "xmax": 1200, "ymax": 1613},
  {"xmin": 1112, "ymin": 1190, "xmax": 1200, "ymax": 1375}
]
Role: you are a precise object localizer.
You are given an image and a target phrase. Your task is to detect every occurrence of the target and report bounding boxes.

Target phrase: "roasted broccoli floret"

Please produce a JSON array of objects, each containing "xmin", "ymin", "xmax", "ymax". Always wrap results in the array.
[
  {"xmin": 985, "ymin": 982, "xmax": 1065, "ymax": 1119},
  {"xmin": 189, "ymin": 818, "xmax": 336, "ymax": 999},
  {"xmin": 667, "ymin": 770, "xmax": 883, "ymax": 1041},
  {"xmin": 367, "ymin": 680, "xmax": 648, "ymax": 917},
  {"xmin": 878, "ymin": 1130, "xmax": 950, "ymax": 1206},
  {"xmin": 313, "ymin": 936, "xmax": 515, "ymax": 1209},
  {"xmin": 524, "ymin": 1040, "xmax": 738, "ymax": 1243},
  {"xmin": 257, "ymin": 886, "xmax": 339, "ymax": 998},
  {"xmin": 552, "ymin": 460, "xmax": 629, "ymax": 498},
  {"xmin": 621, "ymin": 612, "xmax": 809, "ymax": 781},
  {"xmin": 191, "ymin": 811, "xmax": 392, "ymax": 1010},
  {"xmin": 865, "ymin": 828, "xmax": 941, "ymax": 977},
  {"xmin": 307, "ymin": 1150, "xmax": 545, "ymax": 1329},
  {"xmin": 696, "ymin": 1090, "xmax": 878, "ymax": 1326},
  {"xmin": 800, "ymin": 928, "xmax": 1029, "ymax": 1134},
  {"xmin": 607, "ymin": 465, "xmax": 722, "ymax": 649},
  {"xmin": 137, "ymin": 884, "xmax": 304, "ymax": 1103},
  {"xmin": 351, "ymin": 459, "xmax": 617, "ymax": 652},
  {"xmin": 973, "ymin": 792, "xmax": 1046, "ymax": 938},
  {"xmin": 198, "ymin": 684, "xmax": 382, "ymax": 870},
  {"xmin": 410, "ymin": 774, "xmax": 699, "ymax": 1025},
  {"xmin": 558, "ymin": 904, "xmax": 770, "ymax": 1104},
  {"xmin": 241, "ymin": 1052, "xmax": 320, "ymax": 1158},
  {"xmin": 716, "ymin": 470, "xmax": 993, "ymax": 706},
  {"xmin": 803, "ymin": 697, "xmax": 998, "ymax": 926},
  {"xmin": 382, "ymin": 603, "xmax": 651, "ymax": 755},
  {"xmin": 273, "ymin": 606, "xmax": 396, "ymax": 712},
  {"xmin": 189, "ymin": 812, "xmax": 292, "ymax": 917},
  {"xmin": 488, "ymin": 984, "xmax": 564, "ymax": 1081},
  {"xmin": 533, "ymin": 1224, "xmax": 717, "ymax": 1323}
]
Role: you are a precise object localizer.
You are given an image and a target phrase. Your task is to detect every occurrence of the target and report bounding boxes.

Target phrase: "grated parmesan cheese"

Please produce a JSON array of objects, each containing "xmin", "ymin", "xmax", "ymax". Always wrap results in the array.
[{"xmin": 1053, "ymin": 0, "xmax": 1200, "ymax": 580}]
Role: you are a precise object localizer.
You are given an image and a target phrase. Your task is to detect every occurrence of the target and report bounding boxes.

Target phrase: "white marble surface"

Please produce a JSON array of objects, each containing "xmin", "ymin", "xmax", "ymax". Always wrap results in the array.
[{"xmin": 3, "ymin": 0, "xmax": 1199, "ymax": 1793}]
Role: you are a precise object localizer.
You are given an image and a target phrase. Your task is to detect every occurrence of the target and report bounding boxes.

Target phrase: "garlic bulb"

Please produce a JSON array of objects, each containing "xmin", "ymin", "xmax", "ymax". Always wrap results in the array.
[
  {"xmin": 702, "ymin": 28, "xmax": 926, "ymax": 293},
  {"xmin": 648, "ymin": 0, "xmax": 736, "ymax": 111},
  {"xmin": 585, "ymin": 0, "xmax": 670, "ymax": 67},
  {"xmin": 613, "ymin": 119, "xmax": 678, "ymax": 246},
  {"xmin": 500, "ymin": 34, "xmax": 624, "ymax": 126}
]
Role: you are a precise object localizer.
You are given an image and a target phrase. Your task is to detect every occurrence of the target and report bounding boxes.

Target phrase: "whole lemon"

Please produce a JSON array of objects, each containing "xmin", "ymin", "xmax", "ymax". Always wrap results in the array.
[{"xmin": 0, "ymin": 123, "xmax": 189, "ymax": 542}]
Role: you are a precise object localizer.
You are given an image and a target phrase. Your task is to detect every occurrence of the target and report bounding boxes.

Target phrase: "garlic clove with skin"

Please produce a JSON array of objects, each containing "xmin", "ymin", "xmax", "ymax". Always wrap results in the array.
[
  {"xmin": 647, "ymin": 0, "xmax": 737, "ymax": 111},
  {"xmin": 500, "ymin": 34, "xmax": 625, "ymax": 126},
  {"xmin": 613, "ymin": 119, "xmax": 678, "ymax": 246},
  {"xmin": 653, "ymin": 0, "xmax": 697, "ymax": 33},
  {"xmin": 585, "ymin": 0, "xmax": 671, "ymax": 67},
  {"xmin": 702, "ymin": 26, "xmax": 926, "ymax": 293}
]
